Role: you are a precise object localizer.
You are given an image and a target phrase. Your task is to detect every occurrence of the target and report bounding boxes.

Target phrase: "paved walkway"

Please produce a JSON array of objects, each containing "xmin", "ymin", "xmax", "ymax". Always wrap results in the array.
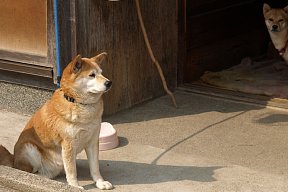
[{"xmin": 1, "ymin": 90, "xmax": 288, "ymax": 191}]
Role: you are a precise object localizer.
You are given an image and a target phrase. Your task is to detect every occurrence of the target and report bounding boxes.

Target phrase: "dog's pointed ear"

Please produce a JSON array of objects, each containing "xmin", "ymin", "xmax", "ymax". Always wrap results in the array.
[
  {"xmin": 263, "ymin": 3, "xmax": 271, "ymax": 14},
  {"xmin": 71, "ymin": 54, "xmax": 82, "ymax": 73},
  {"xmin": 284, "ymin": 5, "xmax": 288, "ymax": 13},
  {"xmin": 91, "ymin": 52, "xmax": 107, "ymax": 65}
]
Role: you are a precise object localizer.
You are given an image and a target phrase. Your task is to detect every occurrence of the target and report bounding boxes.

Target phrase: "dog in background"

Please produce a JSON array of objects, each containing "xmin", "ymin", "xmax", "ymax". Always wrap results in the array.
[
  {"xmin": 263, "ymin": 3, "xmax": 288, "ymax": 63},
  {"xmin": 0, "ymin": 53, "xmax": 113, "ymax": 190}
]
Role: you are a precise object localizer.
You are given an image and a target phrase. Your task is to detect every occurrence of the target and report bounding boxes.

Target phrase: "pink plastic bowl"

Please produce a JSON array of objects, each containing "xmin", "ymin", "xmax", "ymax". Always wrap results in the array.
[{"xmin": 99, "ymin": 122, "xmax": 119, "ymax": 151}]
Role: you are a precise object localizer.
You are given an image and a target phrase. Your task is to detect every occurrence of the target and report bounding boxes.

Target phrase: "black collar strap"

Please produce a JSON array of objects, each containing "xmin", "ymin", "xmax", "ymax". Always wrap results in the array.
[
  {"xmin": 60, "ymin": 89, "xmax": 87, "ymax": 105},
  {"xmin": 62, "ymin": 92, "xmax": 86, "ymax": 105},
  {"xmin": 64, "ymin": 94, "xmax": 76, "ymax": 103}
]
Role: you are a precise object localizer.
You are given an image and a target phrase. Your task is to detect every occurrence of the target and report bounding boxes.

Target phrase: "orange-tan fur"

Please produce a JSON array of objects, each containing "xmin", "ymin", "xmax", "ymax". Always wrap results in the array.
[{"xmin": 0, "ymin": 53, "xmax": 113, "ymax": 190}]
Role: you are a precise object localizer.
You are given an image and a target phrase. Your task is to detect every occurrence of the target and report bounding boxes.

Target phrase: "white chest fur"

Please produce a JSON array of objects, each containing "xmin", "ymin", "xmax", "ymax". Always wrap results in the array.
[
  {"xmin": 64, "ymin": 120, "xmax": 101, "ymax": 153},
  {"xmin": 63, "ymin": 104, "xmax": 101, "ymax": 123}
]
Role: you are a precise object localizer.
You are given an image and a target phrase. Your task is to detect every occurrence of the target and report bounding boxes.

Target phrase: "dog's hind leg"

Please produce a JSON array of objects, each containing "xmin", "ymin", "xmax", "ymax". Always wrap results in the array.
[{"xmin": 14, "ymin": 143, "xmax": 41, "ymax": 173}]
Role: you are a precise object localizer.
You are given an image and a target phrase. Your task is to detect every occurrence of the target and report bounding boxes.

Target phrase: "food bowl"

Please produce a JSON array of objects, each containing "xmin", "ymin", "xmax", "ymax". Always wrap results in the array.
[{"xmin": 99, "ymin": 122, "xmax": 119, "ymax": 151}]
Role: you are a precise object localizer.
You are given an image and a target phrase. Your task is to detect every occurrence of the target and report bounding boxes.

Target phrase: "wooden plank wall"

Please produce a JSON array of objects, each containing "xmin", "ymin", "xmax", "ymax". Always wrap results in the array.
[{"xmin": 75, "ymin": 0, "xmax": 178, "ymax": 115}]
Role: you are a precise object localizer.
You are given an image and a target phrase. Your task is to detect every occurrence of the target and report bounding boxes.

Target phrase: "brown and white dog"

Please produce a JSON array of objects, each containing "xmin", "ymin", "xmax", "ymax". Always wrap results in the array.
[
  {"xmin": 263, "ymin": 3, "xmax": 288, "ymax": 63},
  {"xmin": 0, "ymin": 53, "xmax": 113, "ymax": 190}
]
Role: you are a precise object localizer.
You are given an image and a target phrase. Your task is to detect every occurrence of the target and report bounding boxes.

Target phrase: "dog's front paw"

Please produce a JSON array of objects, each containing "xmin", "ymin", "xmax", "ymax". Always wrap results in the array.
[
  {"xmin": 68, "ymin": 180, "xmax": 84, "ymax": 190},
  {"xmin": 96, "ymin": 180, "xmax": 113, "ymax": 190},
  {"xmin": 76, "ymin": 186, "xmax": 84, "ymax": 190},
  {"xmin": 69, "ymin": 184, "xmax": 84, "ymax": 190}
]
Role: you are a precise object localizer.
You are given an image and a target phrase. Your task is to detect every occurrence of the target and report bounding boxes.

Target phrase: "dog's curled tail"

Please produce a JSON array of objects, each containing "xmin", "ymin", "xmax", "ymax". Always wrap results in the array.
[{"xmin": 0, "ymin": 145, "xmax": 14, "ymax": 167}]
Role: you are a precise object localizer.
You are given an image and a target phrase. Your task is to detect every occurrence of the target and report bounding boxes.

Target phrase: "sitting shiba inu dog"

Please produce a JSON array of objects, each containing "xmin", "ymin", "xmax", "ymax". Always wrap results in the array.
[
  {"xmin": 263, "ymin": 3, "xmax": 288, "ymax": 62},
  {"xmin": 0, "ymin": 53, "xmax": 113, "ymax": 190}
]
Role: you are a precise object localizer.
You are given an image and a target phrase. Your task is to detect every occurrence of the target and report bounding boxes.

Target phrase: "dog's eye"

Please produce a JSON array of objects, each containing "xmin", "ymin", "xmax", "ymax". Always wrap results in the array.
[
  {"xmin": 269, "ymin": 18, "xmax": 274, "ymax": 21},
  {"xmin": 89, "ymin": 73, "xmax": 96, "ymax": 78},
  {"xmin": 279, "ymin": 19, "xmax": 284, "ymax": 22}
]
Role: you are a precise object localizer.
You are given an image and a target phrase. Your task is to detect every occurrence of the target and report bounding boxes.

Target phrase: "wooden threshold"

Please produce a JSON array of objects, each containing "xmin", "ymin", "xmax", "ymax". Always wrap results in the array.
[
  {"xmin": 0, "ymin": 59, "xmax": 53, "ymax": 78},
  {"xmin": 0, "ymin": 50, "xmax": 49, "ymax": 67},
  {"xmin": 0, "ymin": 70, "xmax": 56, "ymax": 91},
  {"xmin": 179, "ymin": 82, "xmax": 288, "ymax": 109}
]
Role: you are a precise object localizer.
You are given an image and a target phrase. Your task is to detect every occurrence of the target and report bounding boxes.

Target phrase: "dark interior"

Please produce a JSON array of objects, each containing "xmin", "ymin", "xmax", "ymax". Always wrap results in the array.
[{"xmin": 183, "ymin": 0, "xmax": 287, "ymax": 83}]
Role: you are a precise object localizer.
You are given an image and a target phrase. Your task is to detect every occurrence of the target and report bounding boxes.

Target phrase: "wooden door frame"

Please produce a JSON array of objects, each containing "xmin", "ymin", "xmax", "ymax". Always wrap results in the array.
[{"xmin": 177, "ymin": 0, "xmax": 186, "ymax": 85}]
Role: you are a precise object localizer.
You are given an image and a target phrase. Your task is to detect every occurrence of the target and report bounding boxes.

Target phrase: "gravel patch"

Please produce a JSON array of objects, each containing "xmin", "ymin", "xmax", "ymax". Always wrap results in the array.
[{"xmin": 0, "ymin": 82, "xmax": 53, "ymax": 115}]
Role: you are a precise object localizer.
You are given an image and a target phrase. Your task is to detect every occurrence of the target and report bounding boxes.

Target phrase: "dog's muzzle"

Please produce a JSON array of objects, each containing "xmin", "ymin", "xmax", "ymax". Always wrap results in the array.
[
  {"xmin": 105, "ymin": 80, "xmax": 112, "ymax": 90},
  {"xmin": 272, "ymin": 25, "xmax": 279, "ymax": 32}
]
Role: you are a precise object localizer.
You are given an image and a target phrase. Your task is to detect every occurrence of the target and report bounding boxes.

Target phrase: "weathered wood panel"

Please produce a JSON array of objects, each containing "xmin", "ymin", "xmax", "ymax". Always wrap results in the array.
[
  {"xmin": 0, "ymin": 0, "xmax": 47, "ymax": 57},
  {"xmin": 75, "ymin": 0, "xmax": 177, "ymax": 114}
]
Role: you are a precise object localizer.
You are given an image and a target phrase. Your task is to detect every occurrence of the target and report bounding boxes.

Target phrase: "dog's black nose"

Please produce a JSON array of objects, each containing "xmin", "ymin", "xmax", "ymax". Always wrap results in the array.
[
  {"xmin": 105, "ymin": 80, "xmax": 112, "ymax": 88},
  {"xmin": 272, "ymin": 25, "xmax": 278, "ymax": 30}
]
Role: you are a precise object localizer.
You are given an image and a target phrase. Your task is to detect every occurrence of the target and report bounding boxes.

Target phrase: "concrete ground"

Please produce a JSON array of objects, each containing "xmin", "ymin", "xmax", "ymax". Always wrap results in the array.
[{"xmin": 1, "ymin": 85, "xmax": 288, "ymax": 191}]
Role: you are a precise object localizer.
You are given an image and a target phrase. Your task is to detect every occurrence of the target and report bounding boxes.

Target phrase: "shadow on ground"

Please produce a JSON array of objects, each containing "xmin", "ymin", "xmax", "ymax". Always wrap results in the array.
[
  {"xmin": 255, "ymin": 113, "xmax": 288, "ymax": 124},
  {"xmin": 104, "ymin": 91, "xmax": 263, "ymax": 124},
  {"xmin": 75, "ymin": 159, "xmax": 223, "ymax": 190}
]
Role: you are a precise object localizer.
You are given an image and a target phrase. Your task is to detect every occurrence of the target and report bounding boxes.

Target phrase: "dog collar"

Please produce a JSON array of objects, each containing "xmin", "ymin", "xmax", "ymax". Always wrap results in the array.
[
  {"xmin": 278, "ymin": 41, "xmax": 288, "ymax": 55},
  {"xmin": 60, "ymin": 89, "xmax": 86, "ymax": 105},
  {"xmin": 64, "ymin": 94, "xmax": 76, "ymax": 103},
  {"xmin": 63, "ymin": 94, "xmax": 88, "ymax": 105}
]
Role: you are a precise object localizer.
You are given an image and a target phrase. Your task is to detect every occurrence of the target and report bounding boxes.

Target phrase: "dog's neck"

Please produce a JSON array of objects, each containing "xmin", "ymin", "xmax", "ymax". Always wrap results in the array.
[
  {"xmin": 278, "ymin": 40, "xmax": 288, "ymax": 55},
  {"xmin": 64, "ymin": 94, "xmax": 75, "ymax": 103},
  {"xmin": 268, "ymin": 28, "xmax": 288, "ymax": 52},
  {"xmin": 63, "ymin": 94, "xmax": 83, "ymax": 104},
  {"xmin": 61, "ymin": 89, "xmax": 101, "ymax": 105}
]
